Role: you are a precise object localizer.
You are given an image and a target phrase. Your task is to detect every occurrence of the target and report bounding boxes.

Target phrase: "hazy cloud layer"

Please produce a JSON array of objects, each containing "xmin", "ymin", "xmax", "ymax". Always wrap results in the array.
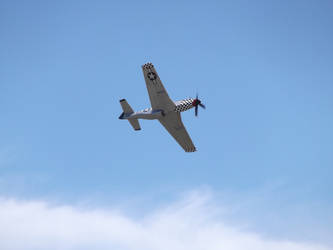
[{"xmin": 0, "ymin": 193, "xmax": 330, "ymax": 250}]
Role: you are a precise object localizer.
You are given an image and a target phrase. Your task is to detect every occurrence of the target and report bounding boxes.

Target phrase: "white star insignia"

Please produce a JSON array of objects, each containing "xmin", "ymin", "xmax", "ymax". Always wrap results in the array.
[{"xmin": 147, "ymin": 72, "xmax": 157, "ymax": 80}]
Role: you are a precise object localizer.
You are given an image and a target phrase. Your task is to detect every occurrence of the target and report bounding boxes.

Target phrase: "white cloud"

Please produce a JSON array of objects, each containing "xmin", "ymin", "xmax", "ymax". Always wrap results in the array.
[{"xmin": 0, "ymin": 192, "xmax": 331, "ymax": 250}]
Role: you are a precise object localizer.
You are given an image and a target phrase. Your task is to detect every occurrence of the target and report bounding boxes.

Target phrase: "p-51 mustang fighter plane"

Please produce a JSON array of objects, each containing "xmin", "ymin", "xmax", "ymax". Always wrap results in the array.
[{"xmin": 119, "ymin": 63, "xmax": 205, "ymax": 152}]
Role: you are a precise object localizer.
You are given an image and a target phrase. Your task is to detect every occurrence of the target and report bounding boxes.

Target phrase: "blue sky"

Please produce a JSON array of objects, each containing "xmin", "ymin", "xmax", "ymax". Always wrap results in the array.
[{"xmin": 1, "ymin": 0, "xmax": 333, "ymax": 249}]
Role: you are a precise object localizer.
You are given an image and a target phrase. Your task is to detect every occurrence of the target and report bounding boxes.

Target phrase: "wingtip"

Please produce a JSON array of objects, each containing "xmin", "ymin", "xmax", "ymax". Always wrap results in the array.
[
  {"xmin": 184, "ymin": 147, "xmax": 197, "ymax": 153},
  {"xmin": 142, "ymin": 62, "xmax": 154, "ymax": 69}
]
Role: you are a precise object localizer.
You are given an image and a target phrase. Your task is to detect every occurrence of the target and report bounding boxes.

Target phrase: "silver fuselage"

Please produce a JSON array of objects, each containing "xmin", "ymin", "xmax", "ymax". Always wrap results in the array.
[{"xmin": 121, "ymin": 98, "xmax": 195, "ymax": 120}]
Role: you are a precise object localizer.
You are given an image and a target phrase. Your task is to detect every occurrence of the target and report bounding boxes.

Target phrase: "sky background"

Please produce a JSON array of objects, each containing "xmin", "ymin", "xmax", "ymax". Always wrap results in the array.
[{"xmin": 1, "ymin": 0, "xmax": 333, "ymax": 249}]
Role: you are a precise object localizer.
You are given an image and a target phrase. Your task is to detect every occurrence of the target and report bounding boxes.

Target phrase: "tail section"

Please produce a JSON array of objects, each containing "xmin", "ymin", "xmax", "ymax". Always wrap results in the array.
[
  {"xmin": 128, "ymin": 119, "xmax": 141, "ymax": 131},
  {"xmin": 119, "ymin": 99, "xmax": 134, "ymax": 114},
  {"xmin": 119, "ymin": 99, "xmax": 141, "ymax": 131}
]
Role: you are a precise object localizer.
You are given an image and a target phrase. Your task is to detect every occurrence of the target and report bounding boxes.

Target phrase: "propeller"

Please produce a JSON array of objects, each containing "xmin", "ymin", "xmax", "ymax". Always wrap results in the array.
[{"xmin": 192, "ymin": 93, "xmax": 206, "ymax": 117}]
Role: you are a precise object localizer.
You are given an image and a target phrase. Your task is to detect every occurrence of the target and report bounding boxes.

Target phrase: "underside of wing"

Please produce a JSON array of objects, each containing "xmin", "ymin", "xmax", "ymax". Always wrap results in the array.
[
  {"xmin": 142, "ymin": 63, "xmax": 175, "ymax": 112},
  {"xmin": 159, "ymin": 112, "xmax": 196, "ymax": 152}
]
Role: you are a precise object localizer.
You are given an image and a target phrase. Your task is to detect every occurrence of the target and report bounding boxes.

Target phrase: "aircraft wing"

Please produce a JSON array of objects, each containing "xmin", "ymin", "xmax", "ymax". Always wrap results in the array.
[
  {"xmin": 142, "ymin": 63, "xmax": 175, "ymax": 112},
  {"xmin": 159, "ymin": 112, "xmax": 196, "ymax": 152}
]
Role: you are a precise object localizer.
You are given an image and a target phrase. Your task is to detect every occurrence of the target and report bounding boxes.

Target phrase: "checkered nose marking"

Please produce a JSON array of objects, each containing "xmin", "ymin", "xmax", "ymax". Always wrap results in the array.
[{"xmin": 175, "ymin": 99, "xmax": 194, "ymax": 112}]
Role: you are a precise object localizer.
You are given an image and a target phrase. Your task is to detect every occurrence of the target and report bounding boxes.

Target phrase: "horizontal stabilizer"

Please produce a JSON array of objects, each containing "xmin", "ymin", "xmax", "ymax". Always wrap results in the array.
[
  {"xmin": 119, "ymin": 99, "xmax": 134, "ymax": 114},
  {"xmin": 129, "ymin": 119, "xmax": 141, "ymax": 131}
]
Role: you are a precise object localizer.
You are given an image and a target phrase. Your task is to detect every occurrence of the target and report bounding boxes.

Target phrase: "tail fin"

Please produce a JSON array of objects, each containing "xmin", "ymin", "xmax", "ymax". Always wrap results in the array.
[{"xmin": 119, "ymin": 99, "xmax": 141, "ymax": 131}]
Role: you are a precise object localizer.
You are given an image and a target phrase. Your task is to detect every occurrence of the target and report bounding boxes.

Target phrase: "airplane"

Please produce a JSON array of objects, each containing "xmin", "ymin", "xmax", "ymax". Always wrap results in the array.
[{"xmin": 118, "ymin": 63, "xmax": 205, "ymax": 152}]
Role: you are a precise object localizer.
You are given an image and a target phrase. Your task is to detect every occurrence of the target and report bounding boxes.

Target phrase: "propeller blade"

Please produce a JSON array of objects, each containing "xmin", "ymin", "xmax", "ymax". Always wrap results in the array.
[
  {"xmin": 193, "ymin": 93, "xmax": 205, "ymax": 117},
  {"xmin": 199, "ymin": 103, "xmax": 206, "ymax": 109}
]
